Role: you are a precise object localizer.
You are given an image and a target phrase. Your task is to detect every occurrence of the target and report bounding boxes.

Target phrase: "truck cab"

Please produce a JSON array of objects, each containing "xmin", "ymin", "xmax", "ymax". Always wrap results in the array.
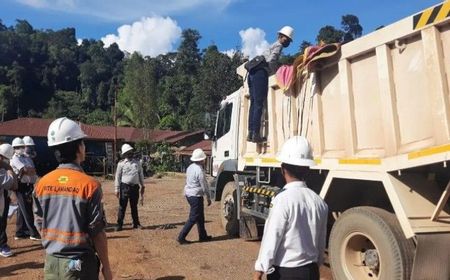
[{"xmin": 211, "ymin": 90, "xmax": 240, "ymax": 178}]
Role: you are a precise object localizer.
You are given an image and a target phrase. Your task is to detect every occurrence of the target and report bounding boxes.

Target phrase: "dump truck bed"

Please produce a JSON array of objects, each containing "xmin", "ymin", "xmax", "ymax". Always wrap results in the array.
[{"xmin": 237, "ymin": 2, "xmax": 450, "ymax": 173}]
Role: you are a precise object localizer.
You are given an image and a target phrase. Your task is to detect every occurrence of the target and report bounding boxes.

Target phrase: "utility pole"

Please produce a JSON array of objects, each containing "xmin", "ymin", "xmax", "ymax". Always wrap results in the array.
[{"xmin": 113, "ymin": 77, "xmax": 118, "ymax": 174}]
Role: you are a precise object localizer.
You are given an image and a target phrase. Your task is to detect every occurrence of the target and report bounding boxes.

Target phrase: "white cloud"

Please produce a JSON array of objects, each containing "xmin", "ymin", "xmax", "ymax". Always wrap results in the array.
[
  {"xmin": 101, "ymin": 17, "xmax": 182, "ymax": 57},
  {"xmin": 15, "ymin": 0, "xmax": 234, "ymax": 21},
  {"xmin": 239, "ymin": 28, "xmax": 270, "ymax": 59},
  {"xmin": 223, "ymin": 49, "xmax": 236, "ymax": 58},
  {"xmin": 17, "ymin": 0, "xmax": 47, "ymax": 8},
  {"xmin": 77, "ymin": 38, "xmax": 82, "ymax": 46}
]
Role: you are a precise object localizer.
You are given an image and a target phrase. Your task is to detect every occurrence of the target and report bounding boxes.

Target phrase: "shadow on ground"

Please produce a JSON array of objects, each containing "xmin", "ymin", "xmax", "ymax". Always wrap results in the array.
[{"xmin": 0, "ymin": 261, "xmax": 43, "ymax": 277}]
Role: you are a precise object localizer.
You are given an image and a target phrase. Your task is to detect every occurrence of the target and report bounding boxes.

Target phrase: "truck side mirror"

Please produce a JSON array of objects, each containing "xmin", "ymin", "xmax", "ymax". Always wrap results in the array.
[{"xmin": 204, "ymin": 130, "xmax": 216, "ymax": 141}]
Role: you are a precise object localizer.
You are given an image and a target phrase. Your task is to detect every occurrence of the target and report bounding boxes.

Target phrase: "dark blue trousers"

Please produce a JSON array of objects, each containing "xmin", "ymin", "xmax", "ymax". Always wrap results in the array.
[
  {"xmin": 178, "ymin": 196, "xmax": 208, "ymax": 240},
  {"xmin": 0, "ymin": 190, "xmax": 10, "ymax": 246},
  {"xmin": 268, "ymin": 263, "xmax": 319, "ymax": 280},
  {"xmin": 248, "ymin": 68, "xmax": 269, "ymax": 134},
  {"xmin": 117, "ymin": 183, "xmax": 140, "ymax": 227},
  {"xmin": 16, "ymin": 183, "xmax": 39, "ymax": 237}
]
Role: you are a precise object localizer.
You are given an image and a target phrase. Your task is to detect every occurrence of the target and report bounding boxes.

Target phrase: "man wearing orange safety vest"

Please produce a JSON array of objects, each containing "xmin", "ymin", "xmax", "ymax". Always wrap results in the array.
[{"xmin": 33, "ymin": 117, "xmax": 112, "ymax": 280}]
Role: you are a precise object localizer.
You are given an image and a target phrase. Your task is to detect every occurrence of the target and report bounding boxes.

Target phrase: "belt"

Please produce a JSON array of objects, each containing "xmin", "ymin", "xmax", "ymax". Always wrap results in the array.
[{"xmin": 121, "ymin": 183, "xmax": 139, "ymax": 187}]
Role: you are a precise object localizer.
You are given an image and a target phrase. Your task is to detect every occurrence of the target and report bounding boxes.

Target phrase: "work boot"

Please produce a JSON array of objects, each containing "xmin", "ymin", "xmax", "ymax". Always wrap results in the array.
[
  {"xmin": 133, "ymin": 224, "xmax": 143, "ymax": 230},
  {"xmin": 199, "ymin": 235, "xmax": 213, "ymax": 242},
  {"xmin": 115, "ymin": 225, "xmax": 123, "ymax": 232},
  {"xmin": 246, "ymin": 131, "xmax": 253, "ymax": 142},
  {"xmin": 252, "ymin": 133, "xmax": 266, "ymax": 143},
  {"xmin": 177, "ymin": 238, "xmax": 192, "ymax": 245}
]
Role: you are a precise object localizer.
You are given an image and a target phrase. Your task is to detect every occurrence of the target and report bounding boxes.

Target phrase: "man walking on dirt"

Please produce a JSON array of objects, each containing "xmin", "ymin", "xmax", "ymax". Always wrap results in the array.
[
  {"xmin": 177, "ymin": 148, "xmax": 212, "ymax": 244},
  {"xmin": 254, "ymin": 136, "xmax": 328, "ymax": 280},
  {"xmin": 115, "ymin": 143, "xmax": 145, "ymax": 231},
  {"xmin": 33, "ymin": 117, "xmax": 112, "ymax": 280}
]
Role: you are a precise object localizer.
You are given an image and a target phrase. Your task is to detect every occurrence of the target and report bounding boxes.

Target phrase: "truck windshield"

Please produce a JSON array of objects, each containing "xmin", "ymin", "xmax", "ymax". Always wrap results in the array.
[{"xmin": 216, "ymin": 103, "xmax": 233, "ymax": 139}]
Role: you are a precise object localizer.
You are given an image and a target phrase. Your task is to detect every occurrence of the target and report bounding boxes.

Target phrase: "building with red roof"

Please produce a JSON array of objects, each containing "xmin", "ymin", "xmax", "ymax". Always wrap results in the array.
[{"xmin": 0, "ymin": 118, "xmax": 206, "ymax": 175}]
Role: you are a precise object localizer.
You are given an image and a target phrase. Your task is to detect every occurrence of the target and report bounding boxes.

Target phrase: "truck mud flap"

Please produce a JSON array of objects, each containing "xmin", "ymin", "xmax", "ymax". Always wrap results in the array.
[
  {"xmin": 411, "ymin": 233, "xmax": 450, "ymax": 280},
  {"xmin": 239, "ymin": 213, "xmax": 258, "ymax": 240}
]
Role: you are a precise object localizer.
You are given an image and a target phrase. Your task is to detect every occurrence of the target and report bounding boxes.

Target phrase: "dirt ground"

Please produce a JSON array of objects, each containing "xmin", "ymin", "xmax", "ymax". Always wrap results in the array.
[{"xmin": 0, "ymin": 174, "xmax": 332, "ymax": 279}]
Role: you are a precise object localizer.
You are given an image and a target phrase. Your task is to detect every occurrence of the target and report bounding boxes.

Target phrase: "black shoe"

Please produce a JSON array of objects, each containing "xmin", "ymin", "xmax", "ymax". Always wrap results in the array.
[
  {"xmin": 252, "ymin": 134, "xmax": 266, "ymax": 143},
  {"xmin": 14, "ymin": 235, "xmax": 30, "ymax": 240},
  {"xmin": 177, "ymin": 238, "xmax": 192, "ymax": 245},
  {"xmin": 133, "ymin": 224, "xmax": 143, "ymax": 230},
  {"xmin": 246, "ymin": 131, "xmax": 254, "ymax": 142},
  {"xmin": 115, "ymin": 225, "xmax": 123, "ymax": 232},
  {"xmin": 199, "ymin": 235, "xmax": 212, "ymax": 242},
  {"xmin": 30, "ymin": 235, "xmax": 41, "ymax": 241}
]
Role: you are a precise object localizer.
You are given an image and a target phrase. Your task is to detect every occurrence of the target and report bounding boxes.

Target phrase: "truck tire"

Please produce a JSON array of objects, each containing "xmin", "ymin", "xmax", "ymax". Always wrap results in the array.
[
  {"xmin": 329, "ymin": 207, "xmax": 415, "ymax": 280},
  {"xmin": 220, "ymin": 181, "xmax": 239, "ymax": 236}
]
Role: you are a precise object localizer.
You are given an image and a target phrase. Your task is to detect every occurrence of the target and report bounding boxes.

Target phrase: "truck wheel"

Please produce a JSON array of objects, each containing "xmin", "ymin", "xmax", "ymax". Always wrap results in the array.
[
  {"xmin": 220, "ymin": 181, "xmax": 239, "ymax": 236},
  {"xmin": 329, "ymin": 207, "xmax": 415, "ymax": 280}
]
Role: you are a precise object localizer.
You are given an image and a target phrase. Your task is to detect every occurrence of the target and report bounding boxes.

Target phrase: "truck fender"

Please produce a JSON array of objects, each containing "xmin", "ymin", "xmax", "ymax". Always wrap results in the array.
[{"xmin": 210, "ymin": 159, "xmax": 237, "ymax": 201}]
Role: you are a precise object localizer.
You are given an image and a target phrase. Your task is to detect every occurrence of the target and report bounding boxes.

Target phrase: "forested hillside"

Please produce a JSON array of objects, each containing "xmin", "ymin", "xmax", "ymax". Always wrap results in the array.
[
  {"xmin": 0, "ymin": 20, "xmax": 243, "ymax": 130},
  {"xmin": 0, "ymin": 15, "xmax": 362, "ymax": 130}
]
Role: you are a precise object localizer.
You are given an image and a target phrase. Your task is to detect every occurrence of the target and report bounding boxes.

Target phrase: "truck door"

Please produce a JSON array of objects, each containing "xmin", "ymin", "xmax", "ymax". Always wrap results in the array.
[{"xmin": 212, "ymin": 97, "xmax": 239, "ymax": 177}]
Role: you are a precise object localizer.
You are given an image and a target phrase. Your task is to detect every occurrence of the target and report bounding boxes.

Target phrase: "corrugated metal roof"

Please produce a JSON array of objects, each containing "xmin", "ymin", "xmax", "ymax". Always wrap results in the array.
[
  {"xmin": 177, "ymin": 140, "xmax": 212, "ymax": 156},
  {"xmin": 0, "ymin": 118, "xmax": 202, "ymax": 143}
]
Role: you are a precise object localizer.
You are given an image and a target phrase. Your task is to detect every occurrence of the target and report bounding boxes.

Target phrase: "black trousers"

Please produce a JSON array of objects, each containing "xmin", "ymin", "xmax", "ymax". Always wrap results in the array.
[
  {"xmin": 16, "ymin": 183, "xmax": 39, "ymax": 237},
  {"xmin": 178, "ymin": 196, "xmax": 208, "ymax": 240},
  {"xmin": 117, "ymin": 183, "xmax": 140, "ymax": 227},
  {"xmin": 248, "ymin": 68, "xmax": 268, "ymax": 134},
  {"xmin": 267, "ymin": 263, "xmax": 319, "ymax": 280},
  {"xmin": 0, "ymin": 190, "xmax": 10, "ymax": 246}
]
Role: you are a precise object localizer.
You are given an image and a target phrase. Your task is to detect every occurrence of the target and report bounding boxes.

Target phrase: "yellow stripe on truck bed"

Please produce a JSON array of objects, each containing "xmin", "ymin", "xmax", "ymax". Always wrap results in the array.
[
  {"xmin": 339, "ymin": 158, "xmax": 382, "ymax": 165},
  {"xmin": 408, "ymin": 143, "xmax": 450, "ymax": 160}
]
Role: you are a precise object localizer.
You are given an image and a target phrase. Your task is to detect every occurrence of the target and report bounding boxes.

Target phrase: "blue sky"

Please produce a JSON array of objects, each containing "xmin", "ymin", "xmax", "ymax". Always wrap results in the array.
[{"xmin": 1, "ymin": 0, "xmax": 443, "ymax": 57}]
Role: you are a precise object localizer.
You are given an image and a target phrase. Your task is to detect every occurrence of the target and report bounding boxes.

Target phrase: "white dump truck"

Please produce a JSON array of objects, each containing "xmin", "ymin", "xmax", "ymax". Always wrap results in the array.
[{"xmin": 209, "ymin": 2, "xmax": 450, "ymax": 280}]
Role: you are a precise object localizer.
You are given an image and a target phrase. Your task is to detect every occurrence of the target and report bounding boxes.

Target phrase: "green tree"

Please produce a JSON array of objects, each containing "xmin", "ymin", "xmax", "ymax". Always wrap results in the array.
[
  {"xmin": 341, "ymin": 14, "xmax": 363, "ymax": 42},
  {"xmin": 0, "ymin": 84, "xmax": 13, "ymax": 121},
  {"xmin": 175, "ymin": 29, "xmax": 201, "ymax": 76},
  {"xmin": 85, "ymin": 108, "xmax": 112, "ymax": 125},
  {"xmin": 158, "ymin": 114, "xmax": 181, "ymax": 130},
  {"xmin": 299, "ymin": 40, "xmax": 312, "ymax": 54},
  {"xmin": 43, "ymin": 90, "xmax": 86, "ymax": 121},
  {"xmin": 187, "ymin": 45, "xmax": 242, "ymax": 129},
  {"xmin": 316, "ymin": 25, "xmax": 344, "ymax": 44},
  {"xmin": 119, "ymin": 53, "xmax": 158, "ymax": 129},
  {"xmin": 15, "ymin": 20, "xmax": 33, "ymax": 35}
]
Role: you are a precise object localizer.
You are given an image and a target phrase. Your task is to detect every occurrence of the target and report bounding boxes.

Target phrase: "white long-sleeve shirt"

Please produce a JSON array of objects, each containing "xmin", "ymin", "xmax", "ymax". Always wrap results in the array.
[
  {"xmin": 10, "ymin": 153, "xmax": 37, "ymax": 184},
  {"xmin": 263, "ymin": 41, "xmax": 283, "ymax": 75},
  {"xmin": 184, "ymin": 163, "xmax": 210, "ymax": 199},
  {"xmin": 255, "ymin": 181, "xmax": 328, "ymax": 274},
  {"xmin": 114, "ymin": 158, "xmax": 144, "ymax": 193},
  {"xmin": 0, "ymin": 168, "xmax": 15, "ymax": 216}
]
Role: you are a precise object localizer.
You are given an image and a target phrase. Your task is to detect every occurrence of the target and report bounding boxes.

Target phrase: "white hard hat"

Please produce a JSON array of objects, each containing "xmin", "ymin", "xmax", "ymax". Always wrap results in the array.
[
  {"xmin": 47, "ymin": 117, "xmax": 87, "ymax": 147},
  {"xmin": 276, "ymin": 136, "xmax": 315, "ymax": 166},
  {"xmin": 190, "ymin": 148, "xmax": 206, "ymax": 162},
  {"xmin": 12, "ymin": 137, "xmax": 25, "ymax": 148},
  {"xmin": 23, "ymin": 136, "xmax": 35, "ymax": 146},
  {"xmin": 121, "ymin": 143, "xmax": 134, "ymax": 155},
  {"xmin": 278, "ymin": 26, "xmax": 294, "ymax": 41},
  {"xmin": 0, "ymin": 144, "xmax": 14, "ymax": 159}
]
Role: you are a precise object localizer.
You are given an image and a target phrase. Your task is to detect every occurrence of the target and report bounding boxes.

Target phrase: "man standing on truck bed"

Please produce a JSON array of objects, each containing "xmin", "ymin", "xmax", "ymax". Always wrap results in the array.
[
  {"xmin": 254, "ymin": 136, "xmax": 328, "ymax": 280},
  {"xmin": 33, "ymin": 117, "xmax": 112, "ymax": 279},
  {"xmin": 247, "ymin": 26, "xmax": 294, "ymax": 143}
]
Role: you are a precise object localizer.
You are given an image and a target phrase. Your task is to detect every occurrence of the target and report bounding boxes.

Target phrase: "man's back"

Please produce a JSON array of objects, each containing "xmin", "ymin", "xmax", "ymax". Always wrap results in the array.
[
  {"xmin": 34, "ymin": 165, "xmax": 104, "ymax": 258},
  {"xmin": 275, "ymin": 182, "xmax": 328, "ymax": 265}
]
